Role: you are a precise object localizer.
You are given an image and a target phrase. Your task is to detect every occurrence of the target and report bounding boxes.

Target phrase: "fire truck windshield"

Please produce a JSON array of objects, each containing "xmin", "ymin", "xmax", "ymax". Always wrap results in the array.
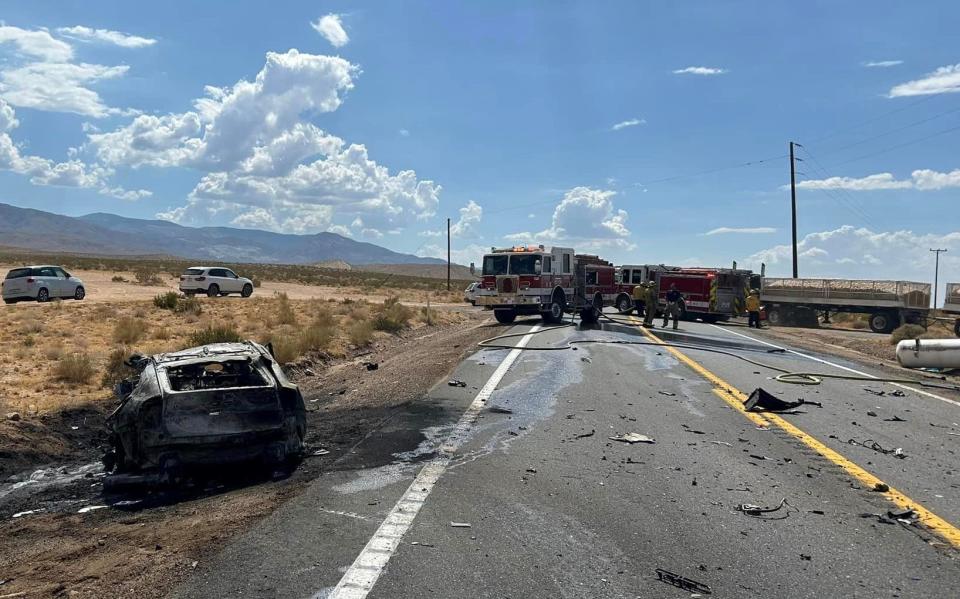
[
  {"xmin": 509, "ymin": 255, "xmax": 540, "ymax": 275},
  {"xmin": 482, "ymin": 255, "xmax": 508, "ymax": 275}
]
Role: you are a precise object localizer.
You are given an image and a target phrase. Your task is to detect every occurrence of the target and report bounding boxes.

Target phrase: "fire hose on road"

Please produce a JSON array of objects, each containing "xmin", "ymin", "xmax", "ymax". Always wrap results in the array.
[{"xmin": 476, "ymin": 312, "xmax": 960, "ymax": 392}]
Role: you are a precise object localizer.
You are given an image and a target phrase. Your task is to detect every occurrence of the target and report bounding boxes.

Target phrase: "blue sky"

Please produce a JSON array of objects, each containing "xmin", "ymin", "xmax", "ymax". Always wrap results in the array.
[{"xmin": 1, "ymin": 1, "xmax": 958, "ymax": 293}]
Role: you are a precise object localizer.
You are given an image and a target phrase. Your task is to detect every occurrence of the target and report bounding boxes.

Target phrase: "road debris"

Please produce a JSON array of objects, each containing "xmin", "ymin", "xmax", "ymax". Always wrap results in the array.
[
  {"xmin": 411, "ymin": 541, "xmax": 435, "ymax": 547},
  {"xmin": 78, "ymin": 505, "xmax": 108, "ymax": 514},
  {"xmin": 609, "ymin": 433, "xmax": 655, "ymax": 444},
  {"xmin": 488, "ymin": 406, "xmax": 513, "ymax": 414},
  {"xmin": 363, "ymin": 361, "xmax": 379, "ymax": 371},
  {"xmin": 450, "ymin": 522, "xmax": 472, "ymax": 528},
  {"xmin": 847, "ymin": 438, "xmax": 906, "ymax": 459},
  {"xmin": 710, "ymin": 441, "xmax": 732, "ymax": 447},
  {"xmin": 735, "ymin": 498, "xmax": 792, "ymax": 519},
  {"xmin": 655, "ymin": 568, "xmax": 712, "ymax": 595},
  {"xmin": 658, "ymin": 391, "xmax": 676, "ymax": 397},
  {"xmin": 884, "ymin": 415, "xmax": 907, "ymax": 422},
  {"xmin": 574, "ymin": 429, "xmax": 596, "ymax": 439},
  {"xmin": 888, "ymin": 508, "xmax": 918, "ymax": 523},
  {"xmin": 526, "ymin": 468, "xmax": 537, "ymax": 473},
  {"xmin": 873, "ymin": 482, "xmax": 890, "ymax": 492},
  {"xmin": 743, "ymin": 388, "xmax": 804, "ymax": 412},
  {"xmin": 859, "ymin": 512, "xmax": 896, "ymax": 525},
  {"xmin": 580, "ymin": 356, "xmax": 592, "ymax": 363},
  {"xmin": 448, "ymin": 380, "xmax": 467, "ymax": 387},
  {"xmin": 867, "ymin": 411, "xmax": 878, "ymax": 417},
  {"xmin": 5, "ymin": 412, "xmax": 20, "ymax": 421},
  {"xmin": 311, "ymin": 449, "xmax": 331, "ymax": 456}
]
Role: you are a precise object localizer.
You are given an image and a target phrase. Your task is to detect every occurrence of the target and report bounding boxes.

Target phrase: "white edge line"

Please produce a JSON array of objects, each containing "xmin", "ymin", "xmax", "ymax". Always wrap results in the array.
[
  {"xmin": 709, "ymin": 323, "xmax": 960, "ymax": 409},
  {"xmin": 325, "ymin": 324, "xmax": 543, "ymax": 599}
]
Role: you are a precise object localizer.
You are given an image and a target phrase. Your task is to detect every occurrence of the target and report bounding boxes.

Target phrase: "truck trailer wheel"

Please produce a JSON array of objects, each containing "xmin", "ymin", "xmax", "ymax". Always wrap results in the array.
[
  {"xmin": 869, "ymin": 312, "xmax": 898, "ymax": 334},
  {"xmin": 494, "ymin": 309, "xmax": 517, "ymax": 324},
  {"xmin": 766, "ymin": 307, "xmax": 782, "ymax": 326}
]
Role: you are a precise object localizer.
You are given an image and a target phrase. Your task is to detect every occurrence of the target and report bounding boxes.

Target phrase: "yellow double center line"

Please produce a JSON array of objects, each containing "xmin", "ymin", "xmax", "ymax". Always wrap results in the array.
[{"xmin": 633, "ymin": 322, "xmax": 960, "ymax": 549}]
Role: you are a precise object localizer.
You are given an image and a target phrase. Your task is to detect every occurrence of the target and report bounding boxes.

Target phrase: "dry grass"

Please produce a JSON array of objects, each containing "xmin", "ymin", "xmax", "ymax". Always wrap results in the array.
[
  {"xmin": 53, "ymin": 353, "xmax": 95, "ymax": 384},
  {"xmin": 274, "ymin": 292, "xmax": 297, "ymax": 325},
  {"xmin": 101, "ymin": 346, "xmax": 134, "ymax": 389},
  {"xmin": 0, "ymin": 292, "xmax": 467, "ymax": 415},
  {"xmin": 372, "ymin": 297, "xmax": 412, "ymax": 334},
  {"xmin": 889, "ymin": 323, "xmax": 933, "ymax": 345},
  {"xmin": 113, "ymin": 316, "xmax": 147, "ymax": 344}
]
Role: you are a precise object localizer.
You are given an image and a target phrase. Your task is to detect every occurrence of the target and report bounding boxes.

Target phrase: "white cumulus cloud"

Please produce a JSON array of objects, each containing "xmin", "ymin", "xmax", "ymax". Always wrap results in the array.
[
  {"xmin": 505, "ymin": 187, "xmax": 634, "ymax": 251},
  {"xmin": 743, "ymin": 225, "xmax": 960, "ymax": 293},
  {"xmin": 705, "ymin": 227, "xmax": 777, "ymax": 235},
  {"xmin": 793, "ymin": 169, "xmax": 960, "ymax": 191},
  {"xmin": 672, "ymin": 66, "xmax": 727, "ymax": 76},
  {"xmin": 863, "ymin": 60, "xmax": 902, "ymax": 68},
  {"xmin": 889, "ymin": 63, "xmax": 960, "ymax": 97},
  {"xmin": 611, "ymin": 118, "xmax": 645, "ymax": 131},
  {"xmin": 311, "ymin": 14, "xmax": 349, "ymax": 48},
  {"xmin": 56, "ymin": 26, "xmax": 156, "ymax": 48},
  {"xmin": 0, "ymin": 25, "xmax": 73, "ymax": 61}
]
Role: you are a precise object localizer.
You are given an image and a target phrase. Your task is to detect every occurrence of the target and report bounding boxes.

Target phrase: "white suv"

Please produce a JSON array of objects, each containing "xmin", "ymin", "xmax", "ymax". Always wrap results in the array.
[
  {"xmin": 3, "ymin": 265, "xmax": 86, "ymax": 304},
  {"xmin": 179, "ymin": 267, "xmax": 254, "ymax": 298}
]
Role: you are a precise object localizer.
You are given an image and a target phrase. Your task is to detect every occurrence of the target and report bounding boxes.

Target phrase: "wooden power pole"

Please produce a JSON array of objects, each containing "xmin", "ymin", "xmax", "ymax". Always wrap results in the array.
[
  {"xmin": 931, "ymin": 248, "xmax": 947, "ymax": 309},
  {"xmin": 447, "ymin": 217, "xmax": 451, "ymax": 291},
  {"xmin": 790, "ymin": 141, "xmax": 799, "ymax": 279}
]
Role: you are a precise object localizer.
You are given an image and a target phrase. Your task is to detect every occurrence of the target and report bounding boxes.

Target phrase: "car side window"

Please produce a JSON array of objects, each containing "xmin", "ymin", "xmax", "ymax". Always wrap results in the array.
[
  {"xmin": 38, "ymin": 267, "xmax": 56, "ymax": 277},
  {"xmin": 55, "ymin": 268, "xmax": 70, "ymax": 278},
  {"xmin": 209, "ymin": 269, "xmax": 225, "ymax": 277},
  {"xmin": 223, "ymin": 269, "xmax": 237, "ymax": 278}
]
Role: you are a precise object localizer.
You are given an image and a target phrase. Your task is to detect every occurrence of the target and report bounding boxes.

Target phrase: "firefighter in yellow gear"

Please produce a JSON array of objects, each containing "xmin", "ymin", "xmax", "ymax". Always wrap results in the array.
[
  {"xmin": 746, "ymin": 289, "xmax": 762, "ymax": 329},
  {"xmin": 631, "ymin": 283, "xmax": 645, "ymax": 316},
  {"xmin": 643, "ymin": 282, "xmax": 659, "ymax": 326}
]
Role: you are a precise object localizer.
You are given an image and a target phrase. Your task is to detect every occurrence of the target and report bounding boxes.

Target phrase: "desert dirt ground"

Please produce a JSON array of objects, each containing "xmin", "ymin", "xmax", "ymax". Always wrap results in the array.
[
  {"xmin": 0, "ymin": 276, "xmax": 496, "ymax": 598},
  {"xmin": 0, "ymin": 263, "xmax": 464, "ymax": 305}
]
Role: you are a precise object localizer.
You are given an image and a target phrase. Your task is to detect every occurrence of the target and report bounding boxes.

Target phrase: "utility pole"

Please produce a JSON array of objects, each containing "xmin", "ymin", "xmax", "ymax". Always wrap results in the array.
[
  {"xmin": 930, "ymin": 248, "xmax": 947, "ymax": 309},
  {"xmin": 446, "ymin": 217, "xmax": 451, "ymax": 291},
  {"xmin": 789, "ymin": 141, "xmax": 800, "ymax": 278}
]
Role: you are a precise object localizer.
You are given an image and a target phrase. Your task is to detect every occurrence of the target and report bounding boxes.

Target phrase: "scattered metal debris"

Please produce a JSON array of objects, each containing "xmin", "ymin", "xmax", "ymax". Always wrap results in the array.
[
  {"xmin": 526, "ymin": 468, "xmax": 537, "ymax": 473},
  {"xmin": 410, "ymin": 541, "xmax": 435, "ymax": 548},
  {"xmin": 859, "ymin": 512, "xmax": 896, "ymax": 525},
  {"xmin": 609, "ymin": 433, "xmax": 655, "ymax": 444},
  {"xmin": 873, "ymin": 482, "xmax": 890, "ymax": 492},
  {"xmin": 448, "ymin": 379, "xmax": 467, "ymax": 387},
  {"xmin": 655, "ymin": 568, "xmax": 712, "ymax": 595},
  {"xmin": 890, "ymin": 390, "xmax": 906, "ymax": 397},
  {"xmin": 847, "ymin": 438, "xmax": 906, "ymax": 459},
  {"xmin": 574, "ymin": 429, "xmax": 596, "ymax": 439},
  {"xmin": 658, "ymin": 391, "xmax": 676, "ymax": 397},
  {"xmin": 450, "ymin": 522, "xmax": 472, "ymax": 528},
  {"xmin": 580, "ymin": 356, "xmax": 592, "ymax": 363},
  {"xmin": 710, "ymin": 441, "xmax": 732, "ymax": 447},
  {"xmin": 736, "ymin": 498, "xmax": 792, "ymax": 519},
  {"xmin": 78, "ymin": 505, "xmax": 108, "ymax": 514},
  {"xmin": 884, "ymin": 415, "xmax": 907, "ymax": 422},
  {"xmin": 488, "ymin": 406, "xmax": 513, "ymax": 414},
  {"xmin": 311, "ymin": 449, "xmax": 331, "ymax": 456},
  {"xmin": 888, "ymin": 507, "xmax": 918, "ymax": 523},
  {"xmin": 748, "ymin": 454, "xmax": 768, "ymax": 461},
  {"xmin": 867, "ymin": 411, "xmax": 878, "ymax": 417}
]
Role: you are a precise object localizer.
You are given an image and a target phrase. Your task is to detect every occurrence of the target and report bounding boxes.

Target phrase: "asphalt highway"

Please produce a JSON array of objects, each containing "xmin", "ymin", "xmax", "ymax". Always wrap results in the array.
[{"xmin": 171, "ymin": 313, "xmax": 960, "ymax": 599}]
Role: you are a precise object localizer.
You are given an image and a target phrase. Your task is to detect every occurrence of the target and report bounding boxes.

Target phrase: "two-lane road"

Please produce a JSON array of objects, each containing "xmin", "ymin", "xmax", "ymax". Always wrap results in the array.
[{"xmin": 173, "ymin": 314, "xmax": 960, "ymax": 599}]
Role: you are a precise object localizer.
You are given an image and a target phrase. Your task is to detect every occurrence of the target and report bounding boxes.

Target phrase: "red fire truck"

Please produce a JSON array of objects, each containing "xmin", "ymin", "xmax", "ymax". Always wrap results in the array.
[
  {"xmin": 475, "ymin": 245, "xmax": 616, "ymax": 324},
  {"xmin": 615, "ymin": 264, "xmax": 756, "ymax": 323}
]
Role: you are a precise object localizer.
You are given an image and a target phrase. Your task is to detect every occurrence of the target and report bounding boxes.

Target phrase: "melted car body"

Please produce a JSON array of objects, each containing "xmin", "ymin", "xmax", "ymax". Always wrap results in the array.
[{"xmin": 104, "ymin": 341, "xmax": 306, "ymax": 481}]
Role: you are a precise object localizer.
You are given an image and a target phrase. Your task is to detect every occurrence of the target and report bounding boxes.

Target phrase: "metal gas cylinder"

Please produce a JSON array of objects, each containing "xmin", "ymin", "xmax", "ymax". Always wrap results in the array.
[{"xmin": 896, "ymin": 338, "xmax": 960, "ymax": 369}]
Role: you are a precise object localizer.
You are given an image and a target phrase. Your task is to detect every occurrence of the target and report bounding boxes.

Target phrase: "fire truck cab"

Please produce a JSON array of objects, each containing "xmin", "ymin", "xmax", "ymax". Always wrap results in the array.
[
  {"xmin": 476, "ymin": 245, "xmax": 610, "ymax": 324},
  {"xmin": 617, "ymin": 264, "xmax": 753, "ymax": 322}
]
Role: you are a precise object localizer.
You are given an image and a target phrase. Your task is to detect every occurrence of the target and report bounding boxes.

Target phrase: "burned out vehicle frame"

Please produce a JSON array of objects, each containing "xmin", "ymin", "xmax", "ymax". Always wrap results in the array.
[{"xmin": 104, "ymin": 341, "xmax": 306, "ymax": 484}]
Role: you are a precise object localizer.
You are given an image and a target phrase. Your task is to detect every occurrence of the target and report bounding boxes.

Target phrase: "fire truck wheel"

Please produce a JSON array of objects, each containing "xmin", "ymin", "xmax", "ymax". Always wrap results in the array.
[
  {"xmin": 616, "ymin": 294, "xmax": 632, "ymax": 313},
  {"xmin": 494, "ymin": 309, "xmax": 517, "ymax": 324},
  {"xmin": 543, "ymin": 297, "xmax": 565, "ymax": 323}
]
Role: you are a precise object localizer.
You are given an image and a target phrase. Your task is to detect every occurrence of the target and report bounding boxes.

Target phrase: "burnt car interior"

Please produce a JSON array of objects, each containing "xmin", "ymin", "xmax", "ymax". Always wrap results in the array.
[{"xmin": 165, "ymin": 359, "xmax": 268, "ymax": 391}]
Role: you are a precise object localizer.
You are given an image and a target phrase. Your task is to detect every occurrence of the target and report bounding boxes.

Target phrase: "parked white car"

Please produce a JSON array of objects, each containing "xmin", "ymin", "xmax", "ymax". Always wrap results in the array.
[
  {"xmin": 179, "ymin": 266, "xmax": 254, "ymax": 298},
  {"xmin": 2, "ymin": 265, "xmax": 86, "ymax": 304},
  {"xmin": 464, "ymin": 281, "xmax": 480, "ymax": 305}
]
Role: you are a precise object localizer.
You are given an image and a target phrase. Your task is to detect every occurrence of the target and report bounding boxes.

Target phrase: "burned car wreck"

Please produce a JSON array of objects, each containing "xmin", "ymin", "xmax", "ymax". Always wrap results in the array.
[{"xmin": 104, "ymin": 341, "xmax": 306, "ymax": 485}]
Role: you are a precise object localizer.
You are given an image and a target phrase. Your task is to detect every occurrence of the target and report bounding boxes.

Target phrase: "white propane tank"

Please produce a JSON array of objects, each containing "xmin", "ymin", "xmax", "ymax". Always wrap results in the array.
[{"xmin": 896, "ymin": 338, "xmax": 960, "ymax": 369}]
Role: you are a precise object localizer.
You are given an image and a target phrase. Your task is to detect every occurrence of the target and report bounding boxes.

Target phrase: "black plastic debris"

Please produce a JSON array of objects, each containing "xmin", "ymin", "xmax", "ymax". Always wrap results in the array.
[
  {"xmin": 736, "ymin": 498, "xmax": 792, "ymax": 519},
  {"xmin": 884, "ymin": 415, "xmax": 907, "ymax": 422},
  {"xmin": 658, "ymin": 391, "xmax": 677, "ymax": 397},
  {"xmin": 847, "ymin": 438, "xmax": 905, "ymax": 459},
  {"xmin": 574, "ymin": 429, "xmax": 596, "ymax": 439},
  {"xmin": 743, "ymin": 388, "xmax": 804, "ymax": 412},
  {"xmin": 363, "ymin": 362, "xmax": 379, "ymax": 371},
  {"xmin": 448, "ymin": 380, "xmax": 467, "ymax": 387},
  {"xmin": 655, "ymin": 568, "xmax": 712, "ymax": 595},
  {"xmin": 488, "ymin": 406, "xmax": 513, "ymax": 414}
]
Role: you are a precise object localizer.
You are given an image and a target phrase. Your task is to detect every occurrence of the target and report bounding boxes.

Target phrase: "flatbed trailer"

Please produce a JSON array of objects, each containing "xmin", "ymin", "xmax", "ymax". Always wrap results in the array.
[
  {"xmin": 760, "ymin": 277, "xmax": 931, "ymax": 333},
  {"xmin": 943, "ymin": 283, "xmax": 960, "ymax": 337}
]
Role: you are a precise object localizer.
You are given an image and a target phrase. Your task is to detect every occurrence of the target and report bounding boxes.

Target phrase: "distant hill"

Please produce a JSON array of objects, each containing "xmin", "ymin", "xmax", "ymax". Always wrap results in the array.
[
  {"xmin": 355, "ymin": 263, "xmax": 476, "ymax": 281},
  {"xmin": 0, "ymin": 203, "xmax": 444, "ymax": 266}
]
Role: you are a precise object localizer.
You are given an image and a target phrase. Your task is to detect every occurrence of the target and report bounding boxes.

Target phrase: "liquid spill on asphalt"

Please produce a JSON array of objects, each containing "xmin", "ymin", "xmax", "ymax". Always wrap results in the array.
[{"xmin": 332, "ymin": 424, "xmax": 455, "ymax": 495}]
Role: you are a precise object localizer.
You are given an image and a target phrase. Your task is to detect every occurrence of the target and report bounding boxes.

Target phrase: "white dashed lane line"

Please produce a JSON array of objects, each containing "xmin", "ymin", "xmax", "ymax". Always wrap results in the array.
[{"xmin": 323, "ymin": 324, "xmax": 542, "ymax": 599}]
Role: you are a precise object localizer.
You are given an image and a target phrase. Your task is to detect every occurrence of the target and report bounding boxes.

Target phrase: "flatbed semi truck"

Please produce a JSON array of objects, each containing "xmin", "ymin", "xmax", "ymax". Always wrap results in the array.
[{"xmin": 760, "ymin": 277, "xmax": 931, "ymax": 333}]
